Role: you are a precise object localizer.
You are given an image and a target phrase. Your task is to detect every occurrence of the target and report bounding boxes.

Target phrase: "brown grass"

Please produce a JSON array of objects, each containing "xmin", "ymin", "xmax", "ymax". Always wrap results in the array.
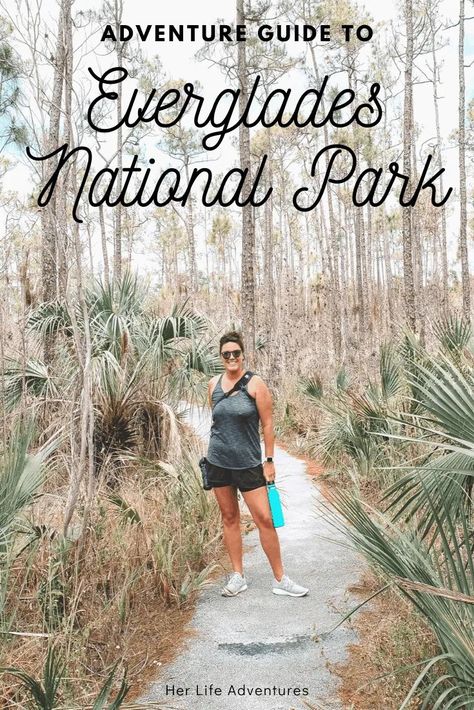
[{"xmin": 0, "ymin": 458, "xmax": 223, "ymax": 707}]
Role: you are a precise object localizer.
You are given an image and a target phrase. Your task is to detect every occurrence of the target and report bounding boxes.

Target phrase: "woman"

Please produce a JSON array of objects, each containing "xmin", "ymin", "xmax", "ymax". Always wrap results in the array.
[{"xmin": 206, "ymin": 331, "xmax": 309, "ymax": 598}]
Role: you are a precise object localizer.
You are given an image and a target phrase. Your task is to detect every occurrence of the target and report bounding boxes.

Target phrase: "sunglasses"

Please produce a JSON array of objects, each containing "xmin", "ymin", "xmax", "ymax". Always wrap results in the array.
[{"xmin": 221, "ymin": 349, "xmax": 242, "ymax": 360}]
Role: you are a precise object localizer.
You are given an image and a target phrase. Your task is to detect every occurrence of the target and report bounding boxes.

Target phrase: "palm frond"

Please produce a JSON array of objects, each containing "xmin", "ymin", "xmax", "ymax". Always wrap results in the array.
[
  {"xmin": 182, "ymin": 339, "xmax": 221, "ymax": 376},
  {"xmin": 398, "ymin": 332, "xmax": 429, "ymax": 408},
  {"xmin": 154, "ymin": 312, "xmax": 203, "ymax": 348},
  {"xmin": 380, "ymin": 344, "xmax": 405, "ymax": 400},
  {"xmin": 0, "ymin": 644, "xmax": 65, "ymax": 709},
  {"xmin": 91, "ymin": 661, "xmax": 129, "ymax": 709},
  {"xmin": 348, "ymin": 392, "xmax": 392, "ymax": 433},
  {"xmin": 383, "ymin": 452, "xmax": 474, "ymax": 539},
  {"xmin": 0, "ymin": 422, "xmax": 50, "ymax": 550},
  {"xmin": 317, "ymin": 408, "xmax": 381, "ymax": 476},
  {"xmin": 433, "ymin": 316, "xmax": 471, "ymax": 354},
  {"xmin": 87, "ymin": 272, "xmax": 145, "ymax": 320},
  {"xmin": 326, "ymin": 491, "xmax": 474, "ymax": 708},
  {"xmin": 3, "ymin": 358, "xmax": 58, "ymax": 410},
  {"xmin": 299, "ymin": 375, "xmax": 323, "ymax": 401},
  {"xmin": 255, "ymin": 334, "xmax": 266, "ymax": 351},
  {"xmin": 87, "ymin": 273, "xmax": 145, "ymax": 359},
  {"xmin": 171, "ymin": 300, "xmax": 209, "ymax": 334},
  {"xmin": 405, "ymin": 354, "xmax": 474, "ymax": 445},
  {"xmin": 26, "ymin": 301, "xmax": 73, "ymax": 338}
]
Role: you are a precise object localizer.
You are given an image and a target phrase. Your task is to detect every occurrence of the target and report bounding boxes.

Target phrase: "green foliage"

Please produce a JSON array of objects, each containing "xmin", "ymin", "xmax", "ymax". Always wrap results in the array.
[
  {"xmin": 379, "ymin": 344, "xmax": 404, "ymax": 400},
  {"xmin": 299, "ymin": 375, "xmax": 323, "ymax": 401},
  {"xmin": 309, "ymin": 319, "xmax": 474, "ymax": 708},
  {"xmin": 3, "ymin": 359, "xmax": 58, "ymax": 411},
  {"xmin": 380, "ymin": 349, "xmax": 474, "ymax": 542},
  {"xmin": 0, "ymin": 644, "xmax": 64, "ymax": 709},
  {"xmin": 398, "ymin": 332, "xmax": 430, "ymax": 412},
  {"xmin": 384, "ymin": 452, "xmax": 474, "ymax": 541},
  {"xmin": 107, "ymin": 493, "xmax": 141, "ymax": 526},
  {"xmin": 8, "ymin": 275, "xmax": 221, "ymax": 475},
  {"xmin": 26, "ymin": 302, "xmax": 72, "ymax": 340},
  {"xmin": 320, "ymin": 402, "xmax": 376, "ymax": 474},
  {"xmin": 328, "ymin": 491, "xmax": 474, "ymax": 709},
  {"xmin": 301, "ymin": 349, "xmax": 406, "ymax": 480},
  {"xmin": 91, "ymin": 660, "xmax": 129, "ymax": 709},
  {"xmin": 0, "ymin": 422, "xmax": 51, "ymax": 552},
  {"xmin": 0, "ymin": 644, "xmax": 129, "ymax": 708},
  {"xmin": 433, "ymin": 316, "xmax": 471, "ymax": 355},
  {"xmin": 37, "ymin": 538, "xmax": 72, "ymax": 632},
  {"xmin": 25, "ymin": 275, "xmax": 217, "ymax": 378}
]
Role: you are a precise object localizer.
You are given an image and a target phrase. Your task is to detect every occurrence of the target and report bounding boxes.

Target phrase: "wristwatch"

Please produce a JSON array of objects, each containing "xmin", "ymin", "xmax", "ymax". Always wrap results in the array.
[{"xmin": 265, "ymin": 457, "xmax": 274, "ymax": 463}]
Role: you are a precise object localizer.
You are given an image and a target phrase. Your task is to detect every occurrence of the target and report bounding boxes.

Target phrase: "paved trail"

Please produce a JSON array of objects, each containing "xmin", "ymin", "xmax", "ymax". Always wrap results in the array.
[{"xmin": 139, "ymin": 406, "xmax": 363, "ymax": 710}]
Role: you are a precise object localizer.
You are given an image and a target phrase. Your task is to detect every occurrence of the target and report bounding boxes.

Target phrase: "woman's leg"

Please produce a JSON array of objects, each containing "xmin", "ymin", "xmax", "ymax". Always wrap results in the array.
[
  {"xmin": 241, "ymin": 487, "xmax": 284, "ymax": 580},
  {"xmin": 213, "ymin": 486, "xmax": 243, "ymax": 574}
]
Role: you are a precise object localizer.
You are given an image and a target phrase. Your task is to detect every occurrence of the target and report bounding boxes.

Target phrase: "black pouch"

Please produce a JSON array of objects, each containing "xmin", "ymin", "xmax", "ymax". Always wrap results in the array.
[{"xmin": 198, "ymin": 456, "xmax": 213, "ymax": 490}]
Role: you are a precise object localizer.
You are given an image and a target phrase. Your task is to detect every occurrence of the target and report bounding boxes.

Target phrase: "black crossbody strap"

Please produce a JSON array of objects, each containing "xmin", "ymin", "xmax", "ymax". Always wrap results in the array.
[
  {"xmin": 223, "ymin": 370, "xmax": 254, "ymax": 398},
  {"xmin": 213, "ymin": 371, "xmax": 254, "ymax": 407}
]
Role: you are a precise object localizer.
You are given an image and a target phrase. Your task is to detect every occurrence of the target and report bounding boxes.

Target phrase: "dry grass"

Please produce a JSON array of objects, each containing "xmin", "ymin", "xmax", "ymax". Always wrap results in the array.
[
  {"xmin": 333, "ymin": 570, "xmax": 437, "ymax": 710},
  {"xmin": 0, "ymin": 457, "xmax": 222, "ymax": 707}
]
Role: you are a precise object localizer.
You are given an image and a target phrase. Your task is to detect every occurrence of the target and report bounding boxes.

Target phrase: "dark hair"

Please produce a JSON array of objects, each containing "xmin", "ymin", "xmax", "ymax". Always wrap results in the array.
[{"xmin": 219, "ymin": 331, "xmax": 245, "ymax": 354}]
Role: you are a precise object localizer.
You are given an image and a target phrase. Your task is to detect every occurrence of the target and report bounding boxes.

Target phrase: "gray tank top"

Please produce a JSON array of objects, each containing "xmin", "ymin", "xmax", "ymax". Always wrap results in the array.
[{"xmin": 207, "ymin": 375, "xmax": 262, "ymax": 469}]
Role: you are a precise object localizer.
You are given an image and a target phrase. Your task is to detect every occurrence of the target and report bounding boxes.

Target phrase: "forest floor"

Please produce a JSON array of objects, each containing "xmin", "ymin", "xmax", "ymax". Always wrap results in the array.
[{"xmin": 136, "ymin": 406, "xmax": 364, "ymax": 709}]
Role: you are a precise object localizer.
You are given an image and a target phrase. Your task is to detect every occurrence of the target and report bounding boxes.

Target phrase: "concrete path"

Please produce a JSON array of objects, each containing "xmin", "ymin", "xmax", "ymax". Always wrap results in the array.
[{"xmin": 138, "ymin": 406, "xmax": 364, "ymax": 710}]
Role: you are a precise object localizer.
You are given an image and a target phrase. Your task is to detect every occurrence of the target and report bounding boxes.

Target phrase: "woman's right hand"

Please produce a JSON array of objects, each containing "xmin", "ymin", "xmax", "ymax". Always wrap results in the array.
[{"xmin": 263, "ymin": 461, "xmax": 276, "ymax": 483}]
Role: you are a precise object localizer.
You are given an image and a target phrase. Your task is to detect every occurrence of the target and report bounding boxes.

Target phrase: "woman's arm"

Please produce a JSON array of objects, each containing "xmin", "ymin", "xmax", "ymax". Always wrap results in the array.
[
  {"xmin": 254, "ymin": 377, "xmax": 276, "ymax": 482},
  {"xmin": 208, "ymin": 375, "xmax": 218, "ymax": 408}
]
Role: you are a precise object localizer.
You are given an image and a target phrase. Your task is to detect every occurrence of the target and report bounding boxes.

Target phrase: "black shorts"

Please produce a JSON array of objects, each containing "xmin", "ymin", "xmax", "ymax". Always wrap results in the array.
[{"xmin": 206, "ymin": 462, "xmax": 266, "ymax": 492}]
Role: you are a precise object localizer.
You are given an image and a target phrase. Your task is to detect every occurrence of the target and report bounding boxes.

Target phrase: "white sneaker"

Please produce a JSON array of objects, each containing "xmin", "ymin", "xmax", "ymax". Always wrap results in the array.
[
  {"xmin": 272, "ymin": 574, "xmax": 309, "ymax": 597},
  {"xmin": 221, "ymin": 572, "xmax": 248, "ymax": 597}
]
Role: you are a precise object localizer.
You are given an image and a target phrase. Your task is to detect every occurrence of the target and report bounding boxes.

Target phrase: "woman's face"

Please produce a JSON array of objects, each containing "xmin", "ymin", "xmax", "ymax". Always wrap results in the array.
[{"xmin": 220, "ymin": 341, "xmax": 244, "ymax": 374}]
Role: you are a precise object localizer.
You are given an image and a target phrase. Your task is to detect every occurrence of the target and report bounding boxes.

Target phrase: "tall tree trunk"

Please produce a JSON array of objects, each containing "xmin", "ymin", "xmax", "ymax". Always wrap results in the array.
[
  {"xmin": 99, "ymin": 204, "xmax": 110, "ymax": 287},
  {"xmin": 237, "ymin": 0, "xmax": 256, "ymax": 365},
  {"xmin": 204, "ymin": 207, "xmax": 209, "ymax": 301},
  {"xmin": 459, "ymin": 0, "xmax": 470, "ymax": 321},
  {"xmin": 42, "ymin": 0, "xmax": 68, "ymax": 358},
  {"xmin": 57, "ymin": 0, "xmax": 72, "ymax": 298},
  {"xmin": 383, "ymin": 214, "xmax": 395, "ymax": 333},
  {"xmin": 113, "ymin": 0, "xmax": 123, "ymax": 283},
  {"xmin": 263, "ymin": 128, "xmax": 274, "ymax": 354},
  {"xmin": 184, "ymin": 160, "xmax": 198, "ymax": 293},
  {"xmin": 403, "ymin": 0, "xmax": 417, "ymax": 331},
  {"xmin": 346, "ymin": 61, "xmax": 367, "ymax": 345},
  {"xmin": 309, "ymin": 43, "xmax": 342, "ymax": 360},
  {"xmin": 62, "ymin": 2, "xmax": 95, "ymax": 540},
  {"xmin": 429, "ymin": 7, "xmax": 449, "ymax": 312},
  {"xmin": 412, "ymin": 136, "xmax": 425, "ymax": 345}
]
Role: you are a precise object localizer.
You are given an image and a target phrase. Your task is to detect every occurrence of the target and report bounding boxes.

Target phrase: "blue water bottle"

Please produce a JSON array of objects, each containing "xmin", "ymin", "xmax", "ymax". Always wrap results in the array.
[{"xmin": 267, "ymin": 483, "xmax": 285, "ymax": 528}]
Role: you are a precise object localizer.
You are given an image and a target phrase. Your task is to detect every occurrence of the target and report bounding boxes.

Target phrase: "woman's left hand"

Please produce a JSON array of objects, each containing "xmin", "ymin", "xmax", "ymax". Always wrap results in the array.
[{"xmin": 263, "ymin": 461, "xmax": 276, "ymax": 483}]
